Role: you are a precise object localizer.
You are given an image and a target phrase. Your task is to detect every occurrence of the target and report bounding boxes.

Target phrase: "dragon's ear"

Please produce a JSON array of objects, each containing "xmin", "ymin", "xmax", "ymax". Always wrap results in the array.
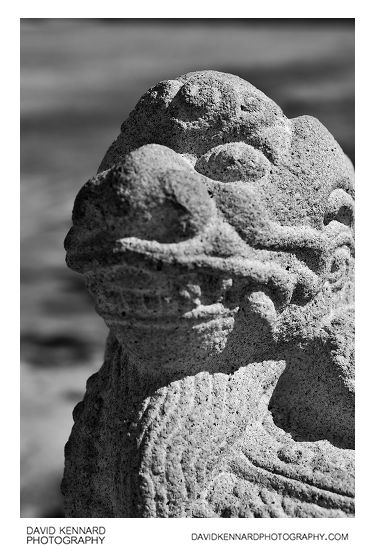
[
  {"xmin": 324, "ymin": 188, "xmax": 354, "ymax": 228},
  {"xmin": 321, "ymin": 187, "xmax": 354, "ymax": 294},
  {"xmin": 326, "ymin": 245, "xmax": 352, "ymax": 292}
]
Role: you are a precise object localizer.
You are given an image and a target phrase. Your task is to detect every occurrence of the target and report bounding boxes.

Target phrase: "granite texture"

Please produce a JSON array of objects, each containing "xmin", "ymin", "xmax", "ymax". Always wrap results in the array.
[{"xmin": 62, "ymin": 71, "xmax": 354, "ymax": 517}]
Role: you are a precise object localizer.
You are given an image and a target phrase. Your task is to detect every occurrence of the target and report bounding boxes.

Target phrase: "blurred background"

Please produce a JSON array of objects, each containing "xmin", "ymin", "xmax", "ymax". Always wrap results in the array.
[{"xmin": 20, "ymin": 18, "xmax": 354, "ymax": 518}]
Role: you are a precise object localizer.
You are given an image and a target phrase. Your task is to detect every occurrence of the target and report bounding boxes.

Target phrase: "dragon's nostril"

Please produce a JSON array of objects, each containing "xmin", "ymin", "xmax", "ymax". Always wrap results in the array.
[{"xmin": 81, "ymin": 169, "xmax": 215, "ymax": 244}]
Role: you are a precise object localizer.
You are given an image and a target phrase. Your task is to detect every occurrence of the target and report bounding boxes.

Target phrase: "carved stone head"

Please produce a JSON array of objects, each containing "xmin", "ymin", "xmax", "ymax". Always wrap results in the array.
[{"xmin": 65, "ymin": 71, "xmax": 354, "ymax": 372}]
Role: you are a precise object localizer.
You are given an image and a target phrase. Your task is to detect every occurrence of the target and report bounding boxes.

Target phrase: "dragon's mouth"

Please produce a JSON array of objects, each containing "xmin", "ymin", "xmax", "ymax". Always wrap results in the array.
[
  {"xmin": 66, "ymin": 197, "xmax": 353, "ymax": 331},
  {"xmin": 82, "ymin": 248, "xmax": 313, "ymax": 328},
  {"xmin": 73, "ymin": 227, "xmax": 353, "ymax": 331}
]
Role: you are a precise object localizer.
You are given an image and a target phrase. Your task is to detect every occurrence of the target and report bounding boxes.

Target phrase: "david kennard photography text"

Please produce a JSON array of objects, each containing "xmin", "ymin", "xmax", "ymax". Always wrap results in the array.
[{"xmin": 26, "ymin": 526, "xmax": 106, "ymax": 545}]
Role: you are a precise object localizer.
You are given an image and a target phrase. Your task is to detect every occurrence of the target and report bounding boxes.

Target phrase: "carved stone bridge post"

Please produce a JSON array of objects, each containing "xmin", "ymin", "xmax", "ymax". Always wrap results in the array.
[{"xmin": 62, "ymin": 71, "xmax": 354, "ymax": 518}]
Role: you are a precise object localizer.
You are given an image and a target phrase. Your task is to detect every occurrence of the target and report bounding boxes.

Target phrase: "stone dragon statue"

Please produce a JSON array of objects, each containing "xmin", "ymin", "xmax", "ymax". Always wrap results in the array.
[{"xmin": 62, "ymin": 71, "xmax": 354, "ymax": 517}]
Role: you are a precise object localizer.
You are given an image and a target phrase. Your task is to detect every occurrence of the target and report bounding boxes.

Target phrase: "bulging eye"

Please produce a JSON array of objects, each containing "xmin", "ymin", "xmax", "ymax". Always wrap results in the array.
[{"xmin": 195, "ymin": 142, "xmax": 271, "ymax": 183}]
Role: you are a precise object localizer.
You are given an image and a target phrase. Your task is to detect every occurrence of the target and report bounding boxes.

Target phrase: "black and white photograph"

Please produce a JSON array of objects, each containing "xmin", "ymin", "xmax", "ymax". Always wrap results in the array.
[{"xmin": 13, "ymin": 8, "xmax": 370, "ymax": 548}]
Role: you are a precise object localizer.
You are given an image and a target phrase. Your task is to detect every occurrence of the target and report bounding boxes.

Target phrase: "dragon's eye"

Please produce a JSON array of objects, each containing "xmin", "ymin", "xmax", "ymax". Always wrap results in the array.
[{"xmin": 195, "ymin": 142, "xmax": 270, "ymax": 183}]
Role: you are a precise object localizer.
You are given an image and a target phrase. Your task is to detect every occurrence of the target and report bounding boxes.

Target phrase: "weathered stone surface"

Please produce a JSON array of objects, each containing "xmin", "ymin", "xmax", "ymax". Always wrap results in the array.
[{"xmin": 62, "ymin": 71, "xmax": 354, "ymax": 518}]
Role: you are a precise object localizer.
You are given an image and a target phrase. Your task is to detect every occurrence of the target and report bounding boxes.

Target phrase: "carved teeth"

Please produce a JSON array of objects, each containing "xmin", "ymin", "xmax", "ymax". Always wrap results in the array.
[{"xmin": 91, "ymin": 268, "xmax": 298, "ymax": 324}]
